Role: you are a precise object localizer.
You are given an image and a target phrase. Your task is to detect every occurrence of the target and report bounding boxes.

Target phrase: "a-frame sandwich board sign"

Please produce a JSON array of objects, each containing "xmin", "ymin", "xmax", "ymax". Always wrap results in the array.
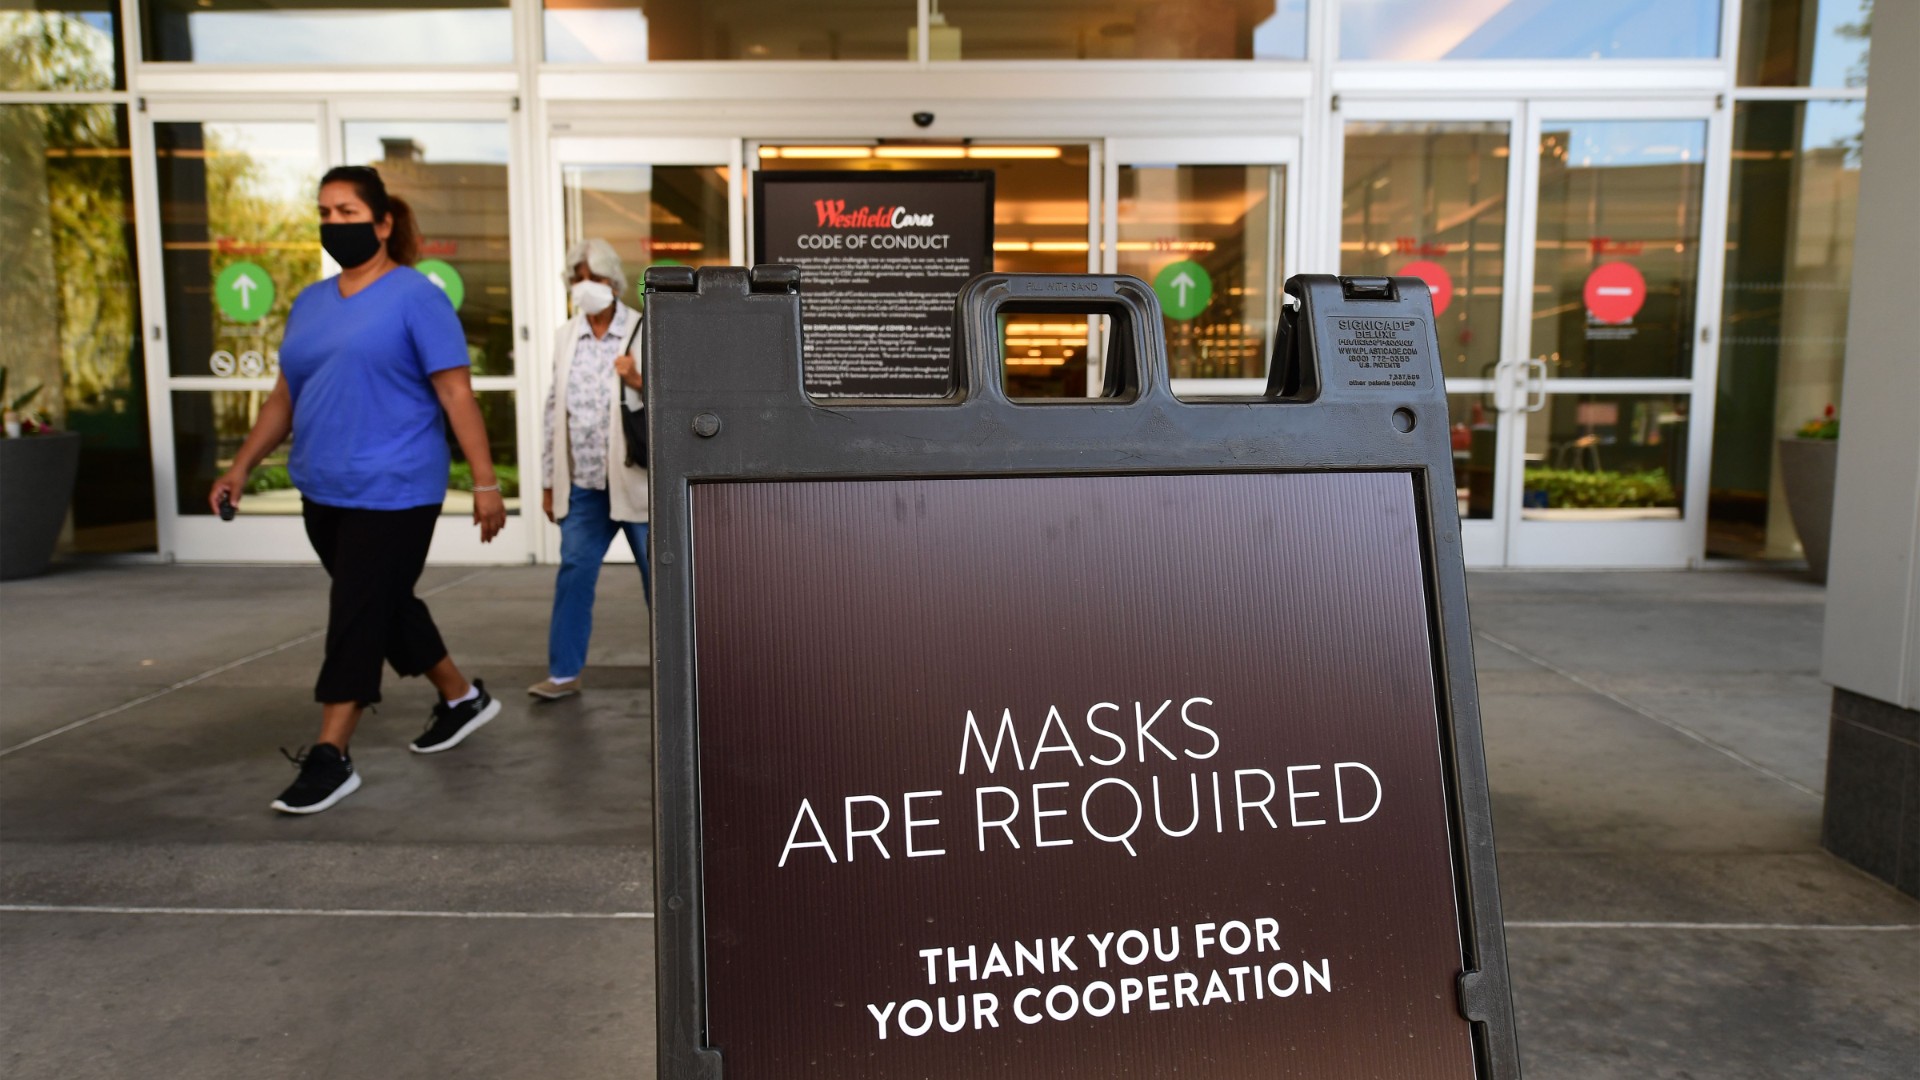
[{"xmin": 642, "ymin": 264, "xmax": 1520, "ymax": 1080}]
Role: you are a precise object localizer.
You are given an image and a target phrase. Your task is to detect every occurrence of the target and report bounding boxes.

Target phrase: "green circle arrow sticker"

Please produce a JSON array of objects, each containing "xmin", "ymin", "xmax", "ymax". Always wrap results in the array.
[
  {"xmin": 214, "ymin": 261, "xmax": 275, "ymax": 324},
  {"xmin": 1152, "ymin": 259, "xmax": 1214, "ymax": 321},
  {"xmin": 416, "ymin": 259, "xmax": 465, "ymax": 311}
]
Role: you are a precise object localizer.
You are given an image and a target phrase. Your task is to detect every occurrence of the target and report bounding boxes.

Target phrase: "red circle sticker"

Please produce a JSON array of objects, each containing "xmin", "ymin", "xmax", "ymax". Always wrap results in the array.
[
  {"xmin": 1398, "ymin": 259, "xmax": 1453, "ymax": 316},
  {"xmin": 1584, "ymin": 261, "xmax": 1646, "ymax": 324}
]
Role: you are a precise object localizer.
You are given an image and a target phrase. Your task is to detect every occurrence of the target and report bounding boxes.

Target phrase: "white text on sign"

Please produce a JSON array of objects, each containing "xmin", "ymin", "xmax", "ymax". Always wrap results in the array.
[
  {"xmin": 865, "ymin": 915, "xmax": 1334, "ymax": 1040},
  {"xmin": 777, "ymin": 696, "xmax": 1385, "ymax": 866}
]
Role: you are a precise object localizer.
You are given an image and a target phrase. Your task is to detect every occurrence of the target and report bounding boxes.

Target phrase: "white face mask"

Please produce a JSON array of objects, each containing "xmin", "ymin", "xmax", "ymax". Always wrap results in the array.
[{"xmin": 570, "ymin": 278, "xmax": 615, "ymax": 316}]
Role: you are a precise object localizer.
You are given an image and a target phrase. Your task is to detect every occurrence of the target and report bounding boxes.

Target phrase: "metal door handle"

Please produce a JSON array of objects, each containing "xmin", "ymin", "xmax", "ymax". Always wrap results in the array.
[
  {"xmin": 1525, "ymin": 358, "xmax": 1548, "ymax": 412},
  {"xmin": 1491, "ymin": 357, "xmax": 1518, "ymax": 413}
]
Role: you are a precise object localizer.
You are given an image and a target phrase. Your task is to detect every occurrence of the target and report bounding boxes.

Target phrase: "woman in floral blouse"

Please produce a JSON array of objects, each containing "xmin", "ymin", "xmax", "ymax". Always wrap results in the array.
[{"xmin": 529, "ymin": 238, "xmax": 648, "ymax": 701}]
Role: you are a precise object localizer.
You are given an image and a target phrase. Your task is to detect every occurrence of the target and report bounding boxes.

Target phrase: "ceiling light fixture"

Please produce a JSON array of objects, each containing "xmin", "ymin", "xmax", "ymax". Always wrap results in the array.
[
  {"xmin": 968, "ymin": 146, "xmax": 1064, "ymax": 159},
  {"xmin": 767, "ymin": 146, "xmax": 875, "ymax": 159},
  {"xmin": 875, "ymin": 146, "xmax": 967, "ymax": 159}
]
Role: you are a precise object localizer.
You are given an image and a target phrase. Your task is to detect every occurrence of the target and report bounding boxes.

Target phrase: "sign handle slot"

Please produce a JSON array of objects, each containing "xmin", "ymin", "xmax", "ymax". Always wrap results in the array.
[{"xmin": 954, "ymin": 273, "xmax": 1170, "ymax": 405}]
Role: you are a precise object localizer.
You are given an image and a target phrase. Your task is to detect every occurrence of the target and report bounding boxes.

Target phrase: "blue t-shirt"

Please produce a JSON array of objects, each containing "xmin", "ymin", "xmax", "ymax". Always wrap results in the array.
[{"xmin": 280, "ymin": 267, "xmax": 472, "ymax": 510}]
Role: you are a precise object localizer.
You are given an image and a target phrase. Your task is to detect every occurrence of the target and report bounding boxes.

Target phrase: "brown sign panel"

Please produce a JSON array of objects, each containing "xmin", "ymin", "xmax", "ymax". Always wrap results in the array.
[{"xmin": 693, "ymin": 470, "xmax": 1475, "ymax": 1079}]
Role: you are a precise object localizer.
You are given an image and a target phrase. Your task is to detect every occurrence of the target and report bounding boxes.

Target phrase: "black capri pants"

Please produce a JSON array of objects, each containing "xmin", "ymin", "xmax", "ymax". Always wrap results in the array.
[{"xmin": 303, "ymin": 500, "xmax": 448, "ymax": 706}]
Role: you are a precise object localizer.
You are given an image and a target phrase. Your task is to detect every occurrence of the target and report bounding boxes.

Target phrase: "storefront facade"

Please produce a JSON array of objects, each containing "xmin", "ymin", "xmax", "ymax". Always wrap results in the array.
[{"xmin": 2, "ymin": 0, "xmax": 1869, "ymax": 568}]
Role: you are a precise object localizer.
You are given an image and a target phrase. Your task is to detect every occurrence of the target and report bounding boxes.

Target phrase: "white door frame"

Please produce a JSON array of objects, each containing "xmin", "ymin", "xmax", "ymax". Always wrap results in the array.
[
  {"xmin": 1506, "ymin": 96, "xmax": 1727, "ymax": 568},
  {"xmin": 1327, "ymin": 94, "xmax": 1727, "ymax": 568},
  {"xmin": 143, "ymin": 97, "xmax": 533, "ymax": 564},
  {"xmin": 139, "ymin": 100, "xmax": 328, "ymax": 565}
]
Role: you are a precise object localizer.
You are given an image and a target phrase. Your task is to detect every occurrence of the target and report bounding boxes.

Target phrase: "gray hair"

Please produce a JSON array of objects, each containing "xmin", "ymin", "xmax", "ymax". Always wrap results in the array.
[{"xmin": 562, "ymin": 237, "xmax": 628, "ymax": 298}]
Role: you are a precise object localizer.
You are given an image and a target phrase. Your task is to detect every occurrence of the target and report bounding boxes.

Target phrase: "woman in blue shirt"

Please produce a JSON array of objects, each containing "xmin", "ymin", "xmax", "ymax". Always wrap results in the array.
[{"xmin": 209, "ymin": 165, "xmax": 508, "ymax": 815}]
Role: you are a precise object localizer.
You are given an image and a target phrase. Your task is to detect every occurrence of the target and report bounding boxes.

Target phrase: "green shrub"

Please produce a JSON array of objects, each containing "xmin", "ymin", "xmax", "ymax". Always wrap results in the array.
[
  {"xmin": 1796, "ymin": 403, "xmax": 1838, "ymax": 440},
  {"xmin": 240, "ymin": 463, "xmax": 520, "ymax": 498},
  {"xmin": 244, "ymin": 464, "xmax": 293, "ymax": 494},
  {"xmin": 1, "ymin": 365, "xmax": 45, "ymax": 413},
  {"xmin": 449, "ymin": 462, "xmax": 519, "ymax": 498},
  {"xmin": 1522, "ymin": 468, "xmax": 1676, "ymax": 509}
]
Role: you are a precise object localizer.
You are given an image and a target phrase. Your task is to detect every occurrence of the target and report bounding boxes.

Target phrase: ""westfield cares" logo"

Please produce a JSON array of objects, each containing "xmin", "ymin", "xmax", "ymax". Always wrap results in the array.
[{"xmin": 814, "ymin": 199, "xmax": 936, "ymax": 229}]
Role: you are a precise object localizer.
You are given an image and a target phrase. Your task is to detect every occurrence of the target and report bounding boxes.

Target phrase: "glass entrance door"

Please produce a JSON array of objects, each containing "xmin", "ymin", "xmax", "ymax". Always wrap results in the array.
[
  {"xmin": 148, "ymin": 103, "xmax": 326, "ymax": 563},
  {"xmin": 1340, "ymin": 105, "xmax": 1522, "ymax": 567},
  {"xmin": 1340, "ymin": 100, "xmax": 1720, "ymax": 568},
  {"xmin": 336, "ymin": 105, "xmax": 527, "ymax": 563},
  {"xmin": 545, "ymin": 136, "xmax": 741, "ymax": 563},
  {"xmin": 1507, "ymin": 102, "xmax": 1721, "ymax": 567},
  {"xmin": 149, "ymin": 101, "xmax": 530, "ymax": 563},
  {"xmin": 1105, "ymin": 138, "xmax": 1297, "ymax": 400}
]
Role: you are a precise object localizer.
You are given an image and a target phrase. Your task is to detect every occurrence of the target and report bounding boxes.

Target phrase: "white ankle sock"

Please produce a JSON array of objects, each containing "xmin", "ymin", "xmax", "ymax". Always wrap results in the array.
[
  {"xmin": 446, "ymin": 684, "xmax": 480, "ymax": 707},
  {"xmin": 549, "ymin": 675, "xmax": 578, "ymax": 685}
]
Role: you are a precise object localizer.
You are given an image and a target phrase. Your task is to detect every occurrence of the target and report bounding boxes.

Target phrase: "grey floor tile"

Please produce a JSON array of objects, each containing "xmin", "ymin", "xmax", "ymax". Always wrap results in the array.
[
  {"xmin": 1480, "ymin": 689, "xmax": 1821, "ymax": 852},
  {"xmin": 1507, "ymin": 925, "xmax": 1920, "ymax": 1079},
  {"xmin": 0, "ymin": 912, "xmax": 653, "ymax": 1080},
  {"xmin": 0, "ymin": 684, "xmax": 166, "ymax": 748},
  {"xmin": 1595, "ymin": 672, "xmax": 1834, "ymax": 795},
  {"xmin": 0, "ymin": 840, "xmax": 652, "ymax": 914},
  {"xmin": 2, "ymin": 562, "xmax": 1912, "ymax": 1077},
  {"xmin": 0, "ymin": 684, "xmax": 651, "ymax": 846},
  {"xmin": 3, "ymin": 566, "xmax": 330, "ymax": 685},
  {"xmin": 1471, "ymin": 594, "xmax": 1823, "ymax": 678},
  {"xmin": 1496, "ymin": 851, "xmax": 1920, "ymax": 925}
]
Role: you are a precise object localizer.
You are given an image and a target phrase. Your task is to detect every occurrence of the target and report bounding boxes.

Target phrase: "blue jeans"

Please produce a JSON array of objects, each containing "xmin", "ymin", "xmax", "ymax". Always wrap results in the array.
[{"xmin": 548, "ymin": 485, "xmax": 650, "ymax": 681}]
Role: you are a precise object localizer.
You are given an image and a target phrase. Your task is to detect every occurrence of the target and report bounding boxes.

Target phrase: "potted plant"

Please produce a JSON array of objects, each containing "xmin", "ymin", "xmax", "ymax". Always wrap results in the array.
[
  {"xmin": 0, "ymin": 366, "xmax": 83, "ymax": 581},
  {"xmin": 1778, "ymin": 404, "xmax": 1839, "ymax": 583}
]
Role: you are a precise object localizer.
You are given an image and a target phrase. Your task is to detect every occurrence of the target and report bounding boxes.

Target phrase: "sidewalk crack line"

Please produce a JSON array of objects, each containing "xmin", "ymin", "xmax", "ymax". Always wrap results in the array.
[
  {"xmin": 0, "ymin": 568, "xmax": 493, "ymax": 758},
  {"xmin": 1476, "ymin": 630, "xmax": 1822, "ymax": 800},
  {"xmin": 0, "ymin": 903, "xmax": 651, "ymax": 920},
  {"xmin": 1505, "ymin": 920, "xmax": 1917, "ymax": 932}
]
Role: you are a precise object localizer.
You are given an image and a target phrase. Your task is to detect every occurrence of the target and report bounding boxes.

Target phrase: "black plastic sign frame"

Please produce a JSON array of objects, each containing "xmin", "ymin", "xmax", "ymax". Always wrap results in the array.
[
  {"xmin": 643, "ymin": 265, "xmax": 1520, "ymax": 1080},
  {"xmin": 752, "ymin": 169, "xmax": 994, "ymax": 399}
]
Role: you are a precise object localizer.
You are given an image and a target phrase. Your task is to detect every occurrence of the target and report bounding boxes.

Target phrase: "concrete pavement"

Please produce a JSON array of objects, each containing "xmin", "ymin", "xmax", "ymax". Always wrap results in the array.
[
  {"xmin": 1468, "ymin": 572, "xmax": 1918, "ymax": 1077},
  {"xmin": 2, "ymin": 563, "xmax": 1914, "ymax": 1078}
]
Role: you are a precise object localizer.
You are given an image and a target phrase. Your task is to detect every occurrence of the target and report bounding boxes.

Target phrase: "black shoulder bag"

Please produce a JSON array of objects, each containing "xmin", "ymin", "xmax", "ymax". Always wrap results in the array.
[{"xmin": 619, "ymin": 313, "xmax": 647, "ymax": 469}]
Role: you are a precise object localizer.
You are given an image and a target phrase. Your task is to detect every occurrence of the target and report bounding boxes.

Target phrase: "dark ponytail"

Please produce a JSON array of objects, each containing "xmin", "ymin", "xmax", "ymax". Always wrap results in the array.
[
  {"xmin": 319, "ymin": 165, "xmax": 422, "ymax": 266},
  {"xmin": 384, "ymin": 195, "xmax": 420, "ymax": 266}
]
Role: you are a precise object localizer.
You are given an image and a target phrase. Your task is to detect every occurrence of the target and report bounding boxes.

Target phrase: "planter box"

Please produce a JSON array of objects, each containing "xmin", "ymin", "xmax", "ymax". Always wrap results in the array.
[
  {"xmin": 1778, "ymin": 436, "xmax": 1838, "ymax": 583},
  {"xmin": 0, "ymin": 431, "xmax": 82, "ymax": 581}
]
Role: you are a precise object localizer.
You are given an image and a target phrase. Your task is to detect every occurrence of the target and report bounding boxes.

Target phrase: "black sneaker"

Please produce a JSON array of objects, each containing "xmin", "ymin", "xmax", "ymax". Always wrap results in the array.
[
  {"xmin": 410, "ymin": 679, "xmax": 500, "ymax": 754},
  {"xmin": 270, "ymin": 744, "xmax": 361, "ymax": 815}
]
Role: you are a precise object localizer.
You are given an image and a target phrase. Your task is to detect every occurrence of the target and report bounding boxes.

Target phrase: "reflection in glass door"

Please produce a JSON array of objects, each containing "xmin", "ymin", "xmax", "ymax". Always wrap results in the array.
[
  {"xmin": 152, "ymin": 108, "xmax": 323, "ymax": 560},
  {"xmin": 4, "ymin": 100, "xmax": 154, "ymax": 554},
  {"xmin": 1104, "ymin": 138, "xmax": 1295, "ymax": 399},
  {"xmin": 1115, "ymin": 163, "xmax": 1283, "ymax": 382},
  {"xmin": 547, "ymin": 137, "xmax": 741, "ymax": 563},
  {"xmin": 561, "ymin": 161, "xmax": 734, "ymax": 287},
  {"xmin": 152, "ymin": 106, "xmax": 531, "ymax": 562},
  {"xmin": 340, "ymin": 119, "xmax": 521, "ymax": 538},
  {"xmin": 1509, "ymin": 109, "xmax": 1715, "ymax": 567},
  {"xmin": 1341, "ymin": 104, "xmax": 1719, "ymax": 568},
  {"xmin": 1341, "ymin": 111, "xmax": 1519, "ymax": 567}
]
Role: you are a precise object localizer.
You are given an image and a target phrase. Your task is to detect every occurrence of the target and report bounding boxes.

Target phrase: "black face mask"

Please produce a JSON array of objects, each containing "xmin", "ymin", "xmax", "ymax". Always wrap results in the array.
[{"xmin": 320, "ymin": 222, "xmax": 382, "ymax": 269}]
